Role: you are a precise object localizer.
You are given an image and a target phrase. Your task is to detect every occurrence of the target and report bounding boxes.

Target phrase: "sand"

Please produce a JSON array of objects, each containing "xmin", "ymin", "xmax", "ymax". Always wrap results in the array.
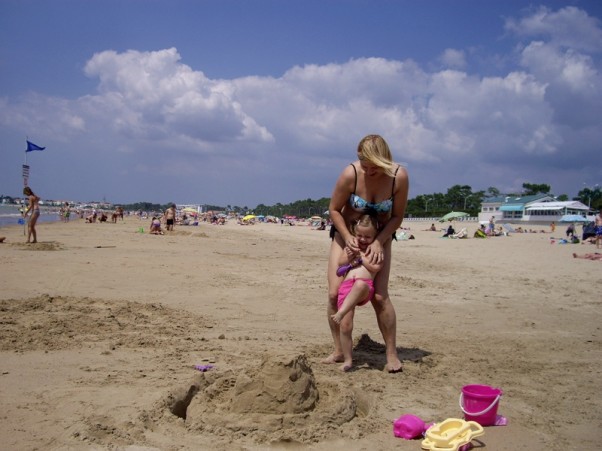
[{"xmin": 0, "ymin": 217, "xmax": 600, "ymax": 450}]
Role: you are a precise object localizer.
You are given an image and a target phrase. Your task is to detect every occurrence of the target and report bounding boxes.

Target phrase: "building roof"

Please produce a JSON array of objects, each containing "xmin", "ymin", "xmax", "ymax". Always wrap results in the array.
[
  {"xmin": 526, "ymin": 201, "xmax": 589, "ymax": 211},
  {"xmin": 483, "ymin": 194, "xmax": 553, "ymax": 205}
]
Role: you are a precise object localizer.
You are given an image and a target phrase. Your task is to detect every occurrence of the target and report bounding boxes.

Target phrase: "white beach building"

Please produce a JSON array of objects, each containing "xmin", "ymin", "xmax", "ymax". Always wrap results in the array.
[{"xmin": 479, "ymin": 195, "xmax": 590, "ymax": 224}]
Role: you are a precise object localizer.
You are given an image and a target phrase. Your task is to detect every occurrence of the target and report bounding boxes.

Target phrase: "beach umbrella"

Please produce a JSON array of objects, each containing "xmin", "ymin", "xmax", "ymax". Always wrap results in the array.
[
  {"xmin": 242, "ymin": 214, "xmax": 256, "ymax": 221},
  {"xmin": 439, "ymin": 211, "xmax": 469, "ymax": 222},
  {"xmin": 502, "ymin": 223, "xmax": 515, "ymax": 233},
  {"xmin": 559, "ymin": 214, "xmax": 589, "ymax": 223}
]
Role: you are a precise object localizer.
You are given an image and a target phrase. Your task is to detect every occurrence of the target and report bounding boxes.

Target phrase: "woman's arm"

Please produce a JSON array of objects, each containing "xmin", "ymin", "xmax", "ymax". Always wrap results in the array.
[
  {"xmin": 24, "ymin": 196, "xmax": 34, "ymax": 216},
  {"xmin": 328, "ymin": 165, "xmax": 360, "ymax": 252}
]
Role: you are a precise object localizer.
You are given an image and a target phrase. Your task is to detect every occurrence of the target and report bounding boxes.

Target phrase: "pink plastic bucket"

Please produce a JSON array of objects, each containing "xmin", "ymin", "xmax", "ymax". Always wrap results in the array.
[{"xmin": 459, "ymin": 384, "xmax": 502, "ymax": 426}]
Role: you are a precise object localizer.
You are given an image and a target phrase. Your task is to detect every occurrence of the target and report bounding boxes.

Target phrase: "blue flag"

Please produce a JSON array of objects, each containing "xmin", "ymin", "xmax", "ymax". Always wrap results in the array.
[{"xmin": 26, "ymin": 140, "xmax": 45, "ymax": 152}]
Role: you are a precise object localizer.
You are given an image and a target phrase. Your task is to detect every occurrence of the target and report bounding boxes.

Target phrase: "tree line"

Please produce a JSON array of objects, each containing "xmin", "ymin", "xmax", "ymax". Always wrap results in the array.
[
  {"xmin": 244, "ymin": 182, "xmax": 601, "ymax": 218},
  {"xmin": 118, "ymin": 182, "xmax": 601, "ymax": 218}
]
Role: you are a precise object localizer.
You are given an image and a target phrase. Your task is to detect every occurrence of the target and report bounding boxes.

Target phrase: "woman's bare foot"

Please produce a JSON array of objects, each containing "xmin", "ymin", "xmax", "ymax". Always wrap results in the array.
[
  {"xmin": 385, "ymin": 360, "xmax": 403, "ymax": 373},
  {"xmin": 321, "ymin": 353, "xmax": 344, "ymax": 364},
  {"xmin": 339, "ymin": 362, "xmax": 353, "ymax": 372}
]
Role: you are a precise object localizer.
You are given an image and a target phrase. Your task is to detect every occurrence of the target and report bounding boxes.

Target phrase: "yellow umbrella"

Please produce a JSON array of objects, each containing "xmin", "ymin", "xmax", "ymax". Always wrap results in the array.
[{"xmin": 242, "ymin": 214, "xmax": 256, "ymax": 221}]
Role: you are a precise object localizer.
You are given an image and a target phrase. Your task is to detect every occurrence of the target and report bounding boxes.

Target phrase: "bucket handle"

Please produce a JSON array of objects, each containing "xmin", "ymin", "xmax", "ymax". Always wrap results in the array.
[{"xmin": 459, "ymin": 393, "xmax": 501, "ymax": 417}]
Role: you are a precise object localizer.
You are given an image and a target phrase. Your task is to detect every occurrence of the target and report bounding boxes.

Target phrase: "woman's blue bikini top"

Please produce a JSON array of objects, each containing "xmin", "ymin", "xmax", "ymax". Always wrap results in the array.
[{"xmin": 348, "ymin": 163, "xmax": 400, "ymax": 214}]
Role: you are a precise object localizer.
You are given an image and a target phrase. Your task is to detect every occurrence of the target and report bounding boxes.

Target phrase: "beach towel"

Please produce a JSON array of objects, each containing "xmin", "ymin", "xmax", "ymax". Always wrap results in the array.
[{"xmin": 474, "ymin": 229, "xmax": 487, "ymax": 238}]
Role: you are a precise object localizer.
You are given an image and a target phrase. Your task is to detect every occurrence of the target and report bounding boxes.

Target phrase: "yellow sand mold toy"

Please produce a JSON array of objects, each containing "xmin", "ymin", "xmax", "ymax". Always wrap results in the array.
[{"xmin": 421, "ymin": 418, "xmax": 484, "ymax": 451}]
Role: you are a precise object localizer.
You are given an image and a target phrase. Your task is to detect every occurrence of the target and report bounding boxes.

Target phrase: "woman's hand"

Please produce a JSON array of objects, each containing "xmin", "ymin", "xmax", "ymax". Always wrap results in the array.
[
  {"xmin": 345, "ymin": 236, "xmax": 360, "ymax": 253},
  {"xmin": 364, "ymin": 240, "xmax": 385, "ymax": 265}
]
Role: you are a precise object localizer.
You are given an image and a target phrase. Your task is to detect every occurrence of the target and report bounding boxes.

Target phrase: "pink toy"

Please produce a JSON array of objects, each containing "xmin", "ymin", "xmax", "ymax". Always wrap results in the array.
[{"xmin": 393, "ymin": 414, "xmax": 427, "ymax": 439}]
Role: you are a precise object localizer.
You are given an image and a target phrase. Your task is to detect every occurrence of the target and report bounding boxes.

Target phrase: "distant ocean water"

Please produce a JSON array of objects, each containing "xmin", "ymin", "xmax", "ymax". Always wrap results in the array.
[{"xmin": 0, "ymin": 204, "xmax": 62, "ymax": 228}]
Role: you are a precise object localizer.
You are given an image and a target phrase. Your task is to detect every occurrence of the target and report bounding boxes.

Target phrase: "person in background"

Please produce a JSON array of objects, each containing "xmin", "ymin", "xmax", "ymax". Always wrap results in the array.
[
  {"xmin": 165, "ymin": 203, "xmax": 176, "ymax": 231},
  {"xmin": 573, "ymin": 252, "xmax": 602, "ymax": 261},
  {"xmin": 488, "ymin": 216, "xmax": 495, "ymax": 235},
  {"xmin": 22, "ymin": 186, "xmax": 40, "ymax": 244},
  {"xmin": 442, "ymin": 224, "xmax": 455, "ymax": 237},
  {"xmin": 595, "ymin": 210, "xmax": 602, "ymax": 249},
  {"xmin": 566, "ymin": 223, "xmax": 575, "ymax": 238},
  {"xmin": 63, "ymin": 202, "xmax": 71, "ymax": 222},
  {"xmin": 149, "ymin": 217, "xmax": 164, "ymax": 235}
]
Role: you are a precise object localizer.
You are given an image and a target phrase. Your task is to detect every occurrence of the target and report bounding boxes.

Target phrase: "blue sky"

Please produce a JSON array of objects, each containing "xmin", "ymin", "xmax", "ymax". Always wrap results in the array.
[{"xmin": 1, "ymin": 0, "xmax": 601, "ymax": 207}]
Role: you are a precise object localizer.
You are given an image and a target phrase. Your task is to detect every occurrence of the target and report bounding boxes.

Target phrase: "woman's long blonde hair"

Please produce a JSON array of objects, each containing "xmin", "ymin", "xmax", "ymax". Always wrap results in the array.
[{"xmin": 357, "ymin": 134, "xmax": 397, "ymax": 177}]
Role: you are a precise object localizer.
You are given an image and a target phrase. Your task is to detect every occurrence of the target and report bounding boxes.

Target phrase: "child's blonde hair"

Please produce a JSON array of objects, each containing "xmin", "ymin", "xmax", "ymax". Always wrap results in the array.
[{"xmin": 351, "ymin": 214, "xmax": 379, "ymax": 235}]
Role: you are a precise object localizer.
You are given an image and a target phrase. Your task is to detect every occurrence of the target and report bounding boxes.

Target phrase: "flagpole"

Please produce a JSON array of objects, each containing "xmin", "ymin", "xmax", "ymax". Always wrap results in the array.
[
  {"xmin": 23, "ymin": 136, "xmax": 27, "ymax": 236},
  {"xmin": 24, "ymin": 136, "xmax": 28, "ymax": 186},
  {"xmin": 23, "ymin": 137, "xmax": 44, "ymax": 186}
]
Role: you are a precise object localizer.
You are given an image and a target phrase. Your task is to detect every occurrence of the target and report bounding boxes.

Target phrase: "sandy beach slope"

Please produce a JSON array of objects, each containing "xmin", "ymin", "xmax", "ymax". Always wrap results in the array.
[{"xmin": 0, "ymin": 218, "xmax": 600, "ymax": 450}]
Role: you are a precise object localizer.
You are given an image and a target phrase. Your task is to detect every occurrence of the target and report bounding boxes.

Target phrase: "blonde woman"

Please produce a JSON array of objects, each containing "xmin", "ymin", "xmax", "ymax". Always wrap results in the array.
[
  {"xmin": 324, "ymin": 135, "xmax": 409, "ymax": 373},
  {"xmin": 22, "ymin": 186, "xmax": 41, "ymax": 243}
]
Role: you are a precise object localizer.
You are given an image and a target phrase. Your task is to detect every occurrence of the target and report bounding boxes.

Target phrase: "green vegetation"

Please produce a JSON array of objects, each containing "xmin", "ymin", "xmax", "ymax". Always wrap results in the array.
[{"xmin": 243, "ymin": 182, "xmax": 601, "ymax": 218}]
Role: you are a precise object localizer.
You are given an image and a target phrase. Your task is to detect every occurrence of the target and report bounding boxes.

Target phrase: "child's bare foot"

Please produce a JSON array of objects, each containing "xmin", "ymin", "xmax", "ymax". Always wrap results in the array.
[
  {"xmin": 321, "ymin": 353, "xmax": 344, "ymax": 364},
  {"xmin": 330, "ymin": 312, "xmax": 343, "ymax": 324}
]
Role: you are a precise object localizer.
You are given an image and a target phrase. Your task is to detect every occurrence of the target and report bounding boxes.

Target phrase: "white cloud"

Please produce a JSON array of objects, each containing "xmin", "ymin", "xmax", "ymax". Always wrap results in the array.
[
  {"xmin": 83, "ymin": 48, "xmax": 274, "ymax": 146},
  {"xmin": 507, "ymin": 7, "xmax": 602, "ymax": 130},
  {"xmin": 1, "ymin": 6, "xmax": 601, "ymax": 204},
  {"xmin": 505, "ymin": 6, "xmax": 602, "ymax": 53},
  {"xmin": 439, "ymin": 49, "xmax": 467, "ymax": 69}
]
